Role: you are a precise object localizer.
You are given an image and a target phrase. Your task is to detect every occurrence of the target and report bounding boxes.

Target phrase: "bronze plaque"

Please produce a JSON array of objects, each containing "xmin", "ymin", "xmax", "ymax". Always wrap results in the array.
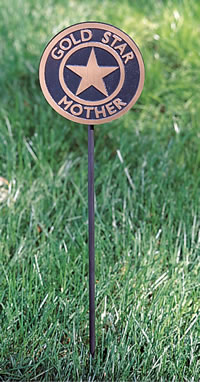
[{"xmin": 39, "ymin": 22, "xmax": 144, "ymax": 125}]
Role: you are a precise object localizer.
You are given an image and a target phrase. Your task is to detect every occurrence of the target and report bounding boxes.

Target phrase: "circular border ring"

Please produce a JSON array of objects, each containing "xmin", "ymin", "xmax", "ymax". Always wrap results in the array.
[{"xmin": 59, "ymin": 42, "xmax": 125, "ymax": 106}]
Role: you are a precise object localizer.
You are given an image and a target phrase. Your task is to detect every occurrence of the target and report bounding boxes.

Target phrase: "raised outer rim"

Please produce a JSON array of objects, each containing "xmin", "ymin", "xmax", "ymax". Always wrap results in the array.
[{"xmin": 39, "ymin": 21, "xmax": 145, "ymax": 125}]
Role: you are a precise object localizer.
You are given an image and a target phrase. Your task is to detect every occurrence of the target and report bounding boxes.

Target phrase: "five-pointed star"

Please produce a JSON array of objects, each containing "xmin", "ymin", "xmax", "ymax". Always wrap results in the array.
[{"xmin": 66, "ymin": 48, "xmax": 119, "ymax": 96}]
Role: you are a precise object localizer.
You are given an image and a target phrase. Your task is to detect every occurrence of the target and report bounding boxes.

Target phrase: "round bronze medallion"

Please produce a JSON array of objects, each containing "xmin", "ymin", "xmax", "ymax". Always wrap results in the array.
[{"xmin": 39, "ymin": 22, "xmax": 145, "ymax": 125}]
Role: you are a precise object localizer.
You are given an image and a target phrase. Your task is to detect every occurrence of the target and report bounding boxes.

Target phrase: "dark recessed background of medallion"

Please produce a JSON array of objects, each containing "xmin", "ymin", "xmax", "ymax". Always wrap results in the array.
[{"xmin": 44, "ymin": 26, "xmax": 141, "ymax": 119}]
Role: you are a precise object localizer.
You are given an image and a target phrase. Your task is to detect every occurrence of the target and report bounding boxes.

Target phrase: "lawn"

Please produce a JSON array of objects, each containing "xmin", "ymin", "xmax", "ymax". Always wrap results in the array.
[{"xmin": 0, "ymin": 0, "xmax": 200, "ymax": 380}]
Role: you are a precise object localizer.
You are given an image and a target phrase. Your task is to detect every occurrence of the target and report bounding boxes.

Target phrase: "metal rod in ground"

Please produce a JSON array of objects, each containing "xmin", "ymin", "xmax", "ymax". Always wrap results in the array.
[{"xmin": 88, "ymin": 124, "xmax": 95, "ymax": 357}]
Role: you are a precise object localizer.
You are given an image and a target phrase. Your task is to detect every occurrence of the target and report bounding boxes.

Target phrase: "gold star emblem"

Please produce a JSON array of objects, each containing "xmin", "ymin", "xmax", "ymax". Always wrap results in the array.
[{"xmin": 66, "ymin": 48, "xmax": 119, "ymax": 97}]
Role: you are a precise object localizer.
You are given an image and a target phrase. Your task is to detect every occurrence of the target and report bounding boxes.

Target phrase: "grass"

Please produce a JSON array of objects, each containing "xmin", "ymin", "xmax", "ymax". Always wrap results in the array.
[{"xmin": 0, "ymin": 0, "xmax": 200, "ymax": 380}]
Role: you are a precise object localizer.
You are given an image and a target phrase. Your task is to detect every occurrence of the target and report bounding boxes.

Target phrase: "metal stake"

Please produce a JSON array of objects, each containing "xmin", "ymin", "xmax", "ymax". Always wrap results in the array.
[{"xmin": 88, "ymin": 125, "xmax": 95, "ymax": 357}]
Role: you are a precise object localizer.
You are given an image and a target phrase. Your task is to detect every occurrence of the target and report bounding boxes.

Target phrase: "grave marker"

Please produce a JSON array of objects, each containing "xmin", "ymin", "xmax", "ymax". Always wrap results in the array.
[{"xmin": 39, "ymin": 21, "xmax": 144, "ymax": 357}]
